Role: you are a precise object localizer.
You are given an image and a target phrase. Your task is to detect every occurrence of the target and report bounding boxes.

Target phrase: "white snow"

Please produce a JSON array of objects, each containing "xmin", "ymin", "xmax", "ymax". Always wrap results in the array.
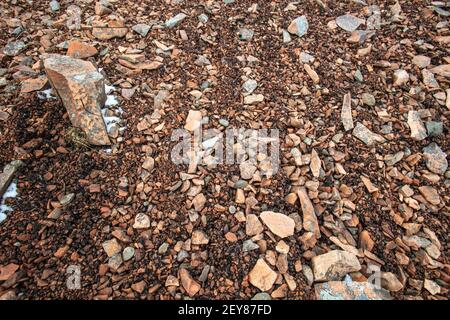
[
  {"xmin": 37, "ymin": 88, "xmax": 56, "ymax": 100},
  {"xmin": 0, "ymin": 181, "xmax": 18, "ymax": 223}
]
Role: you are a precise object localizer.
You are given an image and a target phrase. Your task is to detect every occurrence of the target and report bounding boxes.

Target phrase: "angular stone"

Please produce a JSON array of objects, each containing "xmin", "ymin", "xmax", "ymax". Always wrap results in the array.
[
  {"xmin": 430, "ymin": 64, "xmax": 450, "ymax": 78},
  {"xmin": 92, "ymin": 27, "xmax": 128, "ymax": 40},
  {"xmin": 260, "ymin": 211, "xmax": 295, "ymax": 238},
  {"xmin": 418, "ymin": 186, "xmax": 440, "ymax": 205},
  {"xmin": 304, "ymin": 64, "xmax": 320, "ymax": 84},
  {"xmin": 165, "ymin": 13, "xmax": 187, "ymax": 28},
  {"xmin": 315, "ymin": 275, "xmax": 391, "ymax": 300},
  {"xmin": 412, "ymin": 55, "xmax": 431, "ymax": 69},
  {"xmin": 184, "ymin": 110, "xmax": 202, "ymax": 132},
  {"xmin": 424, "ymin": 279, "xmax": 440, "ymax": 295},
  {"xmin": 102, "ymin": 239, "xmax": 122, "ymax": 257},
  {"xmin": 336, "ymin": 14, "xmax": 363, "ymax": 32},
  {"xmin": 43, "ymin": 54, "xmax": 110, "ymax": 145},
  {"xmin": 310, "ymin": 149, "xmax": 321, "ymax": 178},
  {"xmin": 362, "ymin": 93, "xmax": 376, "ymax": 106},
  {"xmin": 352, "ymin": 122, "xmax": 385, "ymax": 146},
  {"xmin": 312, "ymin": 250, "xmax": 361, "ymax": 282},
  {"xmin": 191, "ymin": 230, "xmax": 209, "ymax": 245},
  {"xmin": 132, "ymin": 24, "xmax": 151, "ymax": 37},
  {"xmin": 0, "ymin": 263, "xmax": 19, "ymax": 281},
  {"xmin": 3, "ymin": 41, "xmax": 26, "ymax": 56},
  {"xmin": 246, "ymin": 214, "xmax": 264, "ymax": 236},
  {"xmin": 341, "ymin": 92, "xmax": 354, "ymax": 131},
  {"xmin": 248, "ymin": 258, "xmax": 278, "ymax": 291},
  {"xmin": 423, "ymin": 143, "xmax": 448, "ymax": 175},
  {"xmin": 297, "ymin": 188, "xmax": 320, "ymax": 238},
  {"xmin": 393, "ymin": 69, "xmax": 409, "ymax": 86},
  {"xmin": 67, "ymin": 41, "xmax": 98, "ymax": 59},
  {"xmin": 133, "ymin": 213, "xmax": 150, "ymax": 229},
  {"xmin": 380, "ymin": 272, "xmax": 404, "ymax": 292},
  {"xmin": 244, "ymin": 94, "xmax": 264, "ymax": 105},
  {"xmin": 240, "ymin": 161, "xmax": 257, "ymax": 180},
  {"xmin": 21, "ymin": 76, "xmax": 48, "ymax": 93},
  {"xmin": 238, "ymin": 28, "xmax": 254, "ymax": 41},
  {"xmin": 0, "ymin": 160, "xmax": 23, "ymax": 198},
  {"xmin": 179, "ymin": 268, "xmax": 201, "ymax": 297},
  {"xmin": 287, "ymin": 16, "xmax": 308, "ymax": 37}
]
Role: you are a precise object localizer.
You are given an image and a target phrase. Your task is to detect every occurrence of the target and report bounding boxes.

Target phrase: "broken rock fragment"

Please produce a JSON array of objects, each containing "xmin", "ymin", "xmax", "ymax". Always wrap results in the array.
[
  {"xmin": 179, "ymin": 268, "xmax": 201, "ymax": 297},
  {"xmin": 352, "ymin": 122, "xmax": 385, "ymax": 146},
  {"xmin": 287, "ymin": 16, "xmax": 308, "ymax": 37},
  {"xmin": 423, "ymin": 143, "xmax": 448, "ymax": 175},
  {"xmin": 260, "ymin": 211, "xmax": 295, "ymax": 238},
  {"xmin": 312, "ymin": 250, "xmax": 361, "ymax": 282},
  {"xmin": 67, "ymin": 41, "xmax": 98, "ymax": 59},
  {"xmin": 315, "ymin": 275, "xmax": 391, "ymax": 300},
  {"xmin": 341, "ymin": 93, "xmax": 354, "ymax": 131},
  {"xmin": 43, "ymin": 54, "xmax": 110, "ymax": 145},
  {"xmin": 248, "ymin": 258, "xmax": 278, "ymax": 291},
  {"xmin": 297, "ymin": 188, "xmax": 320, "ymax": 238}
]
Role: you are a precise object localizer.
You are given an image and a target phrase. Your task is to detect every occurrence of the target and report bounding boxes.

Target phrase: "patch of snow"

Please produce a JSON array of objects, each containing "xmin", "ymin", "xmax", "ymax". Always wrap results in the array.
[
  {"xmin": 37, "ymin": 88, "xmax": 56, "ymax": 100},
  {"xmin": 105, "ymin": 84, "xmax": 115, "ymax": 95},
  {"xmin": 105, "ymin": 95, "xmax": 118, "ymax": 107},
  {"xmin": 0, "ymin": 181, "xmax": 18, "ymax": 224}
]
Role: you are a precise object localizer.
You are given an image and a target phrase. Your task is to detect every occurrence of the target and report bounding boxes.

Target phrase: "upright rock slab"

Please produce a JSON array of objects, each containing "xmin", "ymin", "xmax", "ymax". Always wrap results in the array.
[
  {"xmin": 43, "ymin": 54, "xmax": 110, "ymax": 145},
  {"xmin": 0, "ymin": 160, "xmax": 23, "ymax": 198}
]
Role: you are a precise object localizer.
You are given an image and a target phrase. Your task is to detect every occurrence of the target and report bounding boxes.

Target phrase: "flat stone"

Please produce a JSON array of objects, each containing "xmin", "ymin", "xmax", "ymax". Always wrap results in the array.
[
  {"xmin": 165, "ymin": 13, "xmax": 187, "ymax": 28},
  {"xmin": 362, "ymin": 93, "xmax": 376, "ymax": 106},
  {"xmin": 341, "ymin": 92, "xmax": 354, "ymax": 131},
  {"xmin": 418, "ymin": 186, "xmax": 440, "ymax": 205},
  {"xmin": 248, "ymin": 258, "xmax": 278, "ymax": 291},
  {"xmin": 311, "ymin": 250, "xmax": 361, "ymax": 281},
  {"xmin": 3, "ymin": 41, "xmax": 26, "ymax": 56},
  {"xmin": 244, "ymin": 94, "xmax": 264, "ymax": 105},
  {"xmin": 67, "ymin": 41, "xmax": 98, "ymax": 59},
  {"xmin": 252, "ymin": 292, "xmax": 271, "ymax": 300},
  {"xmin": 93, "ymin": 27, "xmax": 128, "ymax": 40},
  {"xmin": 184, "ymin": 110, "xmax": 202, "ymax": 132},
  {"xmin": 336, "ymin": 14, "xmax": 363, "ymax": 32},
  {"xmin": 133, "ymin": 213, "xmax": 150, "ymax": 229},
  {"xmin": 393, "ymin": 69, "xmax": 409, "ymax": 86},
  {"xmin": 423, "ymin": 143, "xmax": 448, "ymax": 175},
  {"xmin": 426, "ymin": 121, "xmax": 443, "ymax": 136},
  {"xmin": 242, "ymin": 79, "xmax": 258, "ymax": 95},
  {"xmin": 315, "ymin": 275, "xmax": 391, "ymax": 300},
  {"xmin": 238, "ymin": 28, "xmax": 254, "ymax": 41},
  {"xmin": 132, "ymin": 24, "xmax": 151, "ymax": 37},
  {"xmin": 191, "ymin": 230, "xmax": 209, "ymax": 245},
  {"xmin": 43, "ymin": 54, "xmax": 110, "ymax": 145},
  {"xmin": 245, "ymin": 214, "xmax": 264, "ymax": 236},
  {"xmin": 102, "ymin": 238, "xmax": 122, "ymax": 257},
  {"xmin": 240, "ymin": 161, "xmax": 257, "ymax": 180},
  {"xmin": 122, "ymin": 246, "xmax": 135, "ymax": 261},
  {"xmin": 424, "ymin": 279, "xmax": 440, "ymax": 295},
  {"xmin": 412, "ymin": 55, "xmax": 431, "ymax": 69},
  {"xmin": 352, "ymin": 122, "xmax": 386, "ymax": 146},
  {"xmin": 260, "ymin": 211, "xmax": 295, "ymax": 238},
  {"xmin": 380, "ymin": 272, "xmax": 403, "ymax": 292},
  {"xmin": 287, "ymin": 16, "xmax": 308, "ymax": 37},
  {"xmin": 108, "ymin": 253, "xmax": 123, "ymax": 271},
  {"xmin": 243, "ymin": 239, "xmax": 260, "ymax": 252},
  {"xmin": 179, "ymin": 268, "xmax": 201, "ymax": 297}
]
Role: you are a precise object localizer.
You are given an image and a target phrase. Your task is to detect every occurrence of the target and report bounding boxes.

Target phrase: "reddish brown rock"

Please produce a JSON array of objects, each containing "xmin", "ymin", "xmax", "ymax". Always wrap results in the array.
[
  {"xmin": 43, "ymin": 54, "xmax": 110, "ymax": 145},
  {"xmin": 67, "ymin": 41, "xmax": 98, "ymax": 59},
  {"xmin": 179, "ymin": 268, "xmax": 201, "ymax": 297}
]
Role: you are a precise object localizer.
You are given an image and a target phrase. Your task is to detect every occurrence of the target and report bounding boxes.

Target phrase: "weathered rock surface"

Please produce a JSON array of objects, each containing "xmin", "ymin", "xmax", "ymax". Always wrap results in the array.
[
  {"xmin": 248, "ymin": 258, "xmax": 278, "ymax": 291},
  {"xmin": 312, "ymin": 250, "xmax": 361, "ymax": 281},
  {"xmin": 260, "ymin": 211, "xmax": 295, "ymax": 238},
  {"xmin": 43, "ymin": 54, "xmax": 110, "ymax": 145}
]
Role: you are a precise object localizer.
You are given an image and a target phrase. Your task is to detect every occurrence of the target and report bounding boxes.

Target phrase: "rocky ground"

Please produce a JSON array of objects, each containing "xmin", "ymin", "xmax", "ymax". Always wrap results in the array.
[{"xmin": 0, "ymin": 0, "xmax": 449, "ymax": 300}]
